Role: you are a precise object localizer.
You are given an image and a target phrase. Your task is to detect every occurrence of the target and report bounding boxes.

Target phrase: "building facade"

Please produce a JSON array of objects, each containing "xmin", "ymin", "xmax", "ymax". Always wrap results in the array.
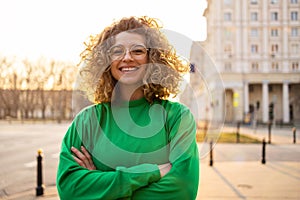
[{"xmin": 189, "ymin": 0, "xmax": 300, "ymax": 125}]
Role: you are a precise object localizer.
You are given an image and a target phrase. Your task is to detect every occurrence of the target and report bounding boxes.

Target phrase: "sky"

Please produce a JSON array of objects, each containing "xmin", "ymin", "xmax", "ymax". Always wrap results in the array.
[{"xmin": 0, "ymin": 0, "xmax": 207, "ymax": 63}]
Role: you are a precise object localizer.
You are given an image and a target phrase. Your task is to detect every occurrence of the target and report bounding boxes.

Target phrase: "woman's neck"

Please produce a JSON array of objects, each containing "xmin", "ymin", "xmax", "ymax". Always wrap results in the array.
[{"xmin": 115, "ymin": 84, "xmax": 144, "ymax": 101}]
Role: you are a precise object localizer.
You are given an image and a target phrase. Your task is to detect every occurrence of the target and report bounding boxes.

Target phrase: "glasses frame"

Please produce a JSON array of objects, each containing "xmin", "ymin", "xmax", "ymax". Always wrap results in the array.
[{"xmin": 107, "ymin": 44, "xmax": 149, "ymax": 61}]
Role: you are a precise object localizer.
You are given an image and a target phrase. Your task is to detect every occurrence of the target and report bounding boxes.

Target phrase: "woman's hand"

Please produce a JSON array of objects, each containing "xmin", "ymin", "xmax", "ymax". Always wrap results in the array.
[
  {"xmin": 71, "ymin": 146, "xmax": 96, "ymax": 170},
  {"xmin": 158, "ymin": 163, "xmax": 172, "ymax": 177}
]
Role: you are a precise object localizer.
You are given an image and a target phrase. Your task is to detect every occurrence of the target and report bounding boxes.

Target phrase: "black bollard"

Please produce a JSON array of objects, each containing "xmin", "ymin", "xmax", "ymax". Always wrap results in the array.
[
  {"xmin": 293, "ymin": 127, "xmax": 296, "ymax": 144},
  {"xmin": 261, "ymin": 139, "xmax": 266, "ymax": 164},
  {"xmin": 36, "ymin": 149, "xmax": 44, "ymax": 196},
  {"xmin": 236, "ymin": 122, "xmax": 240, "ymax": 143},
  {"xmin": 268, "ymin": 122, "xmax": 272, "ymax": 144},
  {"xmin": 209, "ymin": 140, "xmax": 213, "ymax": 167}
]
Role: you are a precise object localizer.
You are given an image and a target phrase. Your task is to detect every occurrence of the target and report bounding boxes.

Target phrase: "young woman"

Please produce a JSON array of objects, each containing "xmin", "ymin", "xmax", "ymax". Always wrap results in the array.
[{"xmin": 57, "ymin": 16, "xmax": 199, "ymax": 200}]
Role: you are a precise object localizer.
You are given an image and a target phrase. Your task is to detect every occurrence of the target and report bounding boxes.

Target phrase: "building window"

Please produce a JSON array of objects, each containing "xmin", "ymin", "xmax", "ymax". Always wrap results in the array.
[
  {"xmin": 251, "ymin": 44, "xmax": 259, "ymax": 53},
  {"xmin": 271, "ymin": 12, "xmax": 279, "ymax": 21},
  {"xmin": 224, "ymin": 44, "xmax": 232, "ymax": 54},
  {"xmin": 251, "ymin": 0, "xmax": 258, "ymax": 4},
  {"xmin": 291, "ymin": 11, "xmax": 298, "ymax": 21},
  {"xmin": 249, "ymin": 85, "xmax": 254, "ymax": 92},
  {"xmin": 224, "ymin": 63, "xmax": 232, "ymax": 71},
  {"xmin": 292, "ymin": 62, "xmax": 299, "ymax": 71},
  {"xmin": 271, "ymin": 28, "xmax": 279, "ymax": 36},
  {"xmin": 251, "ymin": 28, "xmax": 259, "ymax": 37},
  {"xmin": 271, "ymin": 44, "xmax": 278, "ymax": 53},
  {"xmin": 224, "ymin": 0, "xmax": 232, "ymax": 5},
  {"xmin": 271, "ymin": 44, "xmax": 279, "ymax": 56},
  {"xmin": 224, "ymin": 28, "xmax": 233, "ymax": 39},
  {"xmin": 251, "ymin": 62, "xmax": 259, "ymax": 71},
  {"xmin": 291, "ymin": 44, "xmax": 299, "ymax": 54},
  {"xmin": 291, "ymin": 27, "xmax": 298, "ymax": 36},
  {"xmin": 271, "ymin": 62, "xmax": 279, "ymax": 71},
  {"xmin": 269, "ymin": 85, "xmax": 273, "ymax": 92},
  {"xmin": 224, "ymin": 12, "xmax": 232, "ymax": 21},
  {"xmin": 251, "ymin": 12, "xmax": 258, "ymax": 21},
  {"xmin": 271, "ymin": 0, "xmax": 278, "ymax": 4},
  {"xmin": 291, "ymin": 0, "xmax": 298, "ymax": 4}
]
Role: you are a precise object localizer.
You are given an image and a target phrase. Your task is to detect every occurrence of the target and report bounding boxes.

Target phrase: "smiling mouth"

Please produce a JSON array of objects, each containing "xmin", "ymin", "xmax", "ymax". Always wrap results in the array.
[{"xmin": 119, "ymin": 67, "xmax": 139, "ymax": 72}]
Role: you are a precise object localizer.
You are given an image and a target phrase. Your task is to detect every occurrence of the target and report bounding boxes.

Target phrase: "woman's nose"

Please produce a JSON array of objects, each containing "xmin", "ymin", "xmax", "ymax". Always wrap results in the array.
[{"xmin": 122, "ymin": 50, "xmax": 133, "ymax": 61}]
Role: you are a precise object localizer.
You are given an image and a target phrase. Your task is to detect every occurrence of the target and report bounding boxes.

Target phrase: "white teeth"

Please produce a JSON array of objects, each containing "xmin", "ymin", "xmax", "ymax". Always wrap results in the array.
[{"xmin": 120, "ymin": 67, "xmax": 138, "ymax": 72}]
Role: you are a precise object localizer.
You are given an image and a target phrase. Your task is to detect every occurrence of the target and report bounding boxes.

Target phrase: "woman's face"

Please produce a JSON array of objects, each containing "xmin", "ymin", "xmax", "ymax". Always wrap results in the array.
[{"xmin": 109, "ymin": 32, "xmax": 148, "ymax": 86}]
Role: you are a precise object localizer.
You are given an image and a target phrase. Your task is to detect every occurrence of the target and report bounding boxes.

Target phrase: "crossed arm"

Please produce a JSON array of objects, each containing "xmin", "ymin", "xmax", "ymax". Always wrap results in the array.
[
  {"xmin": 69, "ymin": 142, "xmax": 198, "ymax": 200},
  {"xmin": 71, "ymin": 146, "xmax": 172, "ymax": 177},
  {"xmin": 57, "ymin": 135, "xmax": 164, "ymax": 200}
]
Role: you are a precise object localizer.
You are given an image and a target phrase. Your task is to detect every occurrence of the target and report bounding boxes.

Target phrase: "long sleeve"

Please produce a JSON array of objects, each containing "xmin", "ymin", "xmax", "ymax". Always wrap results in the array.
[
  {"xmin": 56, "ymin": 119, "xmax": 161, "ymax": 200},
  {"xmin": 131, "ymin": 105, "xmax": 199, "ymax": 200},
  {"xmin": 57, "ymin": 99, "xmax": 199, "ymax": 199}
]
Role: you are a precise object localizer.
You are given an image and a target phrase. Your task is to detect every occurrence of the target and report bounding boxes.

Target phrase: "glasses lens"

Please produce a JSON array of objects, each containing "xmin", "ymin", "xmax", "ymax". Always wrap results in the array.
[
  {"xmin": 109, "ymin": 45, "xmax": 125, "ymax": 60},
  {"xmin": 130, "ymin": 45, "xmax": 147, "ymax": 59},
  {"xmin": 108, "ymin": 45, "xmax": 147, "ymax": 61}
]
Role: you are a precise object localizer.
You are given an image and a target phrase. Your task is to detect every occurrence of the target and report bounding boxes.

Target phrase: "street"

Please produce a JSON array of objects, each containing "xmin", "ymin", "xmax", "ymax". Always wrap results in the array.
[{"xmin": 0, "ymin": 122, "xmax": 68, "ymax": 198}]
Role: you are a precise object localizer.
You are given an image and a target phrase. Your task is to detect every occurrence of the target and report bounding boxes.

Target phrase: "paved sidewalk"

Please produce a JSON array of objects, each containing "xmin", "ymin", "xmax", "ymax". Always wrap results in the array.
[
  {"xmin": 196, "ymin": 143, "xmax": 300, "ymax": 199},
  {"xmin": 197, "ymin": 161, "xmax": 300, "ymax": 199}
]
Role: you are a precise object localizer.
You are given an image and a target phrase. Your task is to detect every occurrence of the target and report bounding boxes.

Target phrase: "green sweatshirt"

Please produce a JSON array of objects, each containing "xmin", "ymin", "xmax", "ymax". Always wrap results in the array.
[{"xmin": 57, "ymin": 97, "xmax": 199, "ymax": 200}]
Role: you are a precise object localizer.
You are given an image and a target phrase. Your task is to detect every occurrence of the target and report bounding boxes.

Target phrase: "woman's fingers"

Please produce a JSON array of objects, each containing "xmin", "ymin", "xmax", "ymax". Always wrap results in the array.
[
  {"xmin": 71, "ymin": 147, "xmax": 87, "ymax": 167},
  {"xmin": 158, "ymin": 163, "xmax": 172, "ymax": 177},
  {"xmin": 80, "ymin": 146, "xmax": 96, "ymax": 170},
  {"xmin": 72, "ymin": 154, "xmax": 87, "ymax": 168},
  {"xmin": 71, "ymin": 146, "xmax": 96, "ymax": 170}
]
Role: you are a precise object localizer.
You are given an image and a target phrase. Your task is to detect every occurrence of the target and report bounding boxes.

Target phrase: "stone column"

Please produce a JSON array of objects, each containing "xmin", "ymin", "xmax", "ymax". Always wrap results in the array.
[
  {"xmin": 233, "ymin": 87, "xmax": 244, "ymax": 122},
  {"xmin": 244, "ymin": 81, "xmax": 249, "ymax": 114},
  {"xmin": 282, "ymin": 81, "xmax": 290, "ymax": 123},
  {"xmin": 262, "ymin": 81, "xmax": 269, "ymax": 123}
]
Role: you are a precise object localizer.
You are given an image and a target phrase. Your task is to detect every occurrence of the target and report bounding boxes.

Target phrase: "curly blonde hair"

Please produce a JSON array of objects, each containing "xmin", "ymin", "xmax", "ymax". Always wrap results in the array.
[{"xmin": 78, "ymin": 16, "xmax": 189, "ymax": 104}]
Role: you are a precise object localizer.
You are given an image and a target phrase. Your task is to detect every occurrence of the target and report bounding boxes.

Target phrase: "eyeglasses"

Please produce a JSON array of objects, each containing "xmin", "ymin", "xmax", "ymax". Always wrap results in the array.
[{"xmin": 108, "ymin": 44, "xmax": 148, "ymax": 61}]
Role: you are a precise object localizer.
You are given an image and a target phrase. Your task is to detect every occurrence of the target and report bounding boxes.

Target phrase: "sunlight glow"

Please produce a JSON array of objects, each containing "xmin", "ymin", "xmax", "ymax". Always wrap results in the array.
[
  {"xmin": 46, "ymin": 76, "xmax": 54, "ymax": 90},
  {"xmin": 0, "ymin": 0, "xmax": 207, "ymax": 63}
]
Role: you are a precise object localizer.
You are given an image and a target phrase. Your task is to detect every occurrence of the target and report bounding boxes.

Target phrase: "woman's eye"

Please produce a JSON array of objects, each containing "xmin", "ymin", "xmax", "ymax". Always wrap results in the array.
[
  {"xmin": 112, "ymin": 49, "xmax": 124, "ymax": 55},
  {"xmin": 132, "ymin": 49, "xmax": 144, "ymax": 54},
  {"xmin": 131, "ymin": 46, "xmax": 147, "ymax": 55}
]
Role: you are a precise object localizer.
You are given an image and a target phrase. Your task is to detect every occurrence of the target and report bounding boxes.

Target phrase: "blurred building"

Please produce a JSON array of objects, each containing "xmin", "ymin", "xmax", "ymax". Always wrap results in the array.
[{"xmin": 189, "ymin": 0, "xmax": 300, "ymax": 125}]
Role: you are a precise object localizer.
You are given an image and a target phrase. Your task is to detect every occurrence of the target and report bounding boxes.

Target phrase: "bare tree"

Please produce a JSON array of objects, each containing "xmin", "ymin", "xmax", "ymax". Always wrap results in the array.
[
  {"xmin": 0, "ymin": 56, "xmax": 22, "ymax": 118},
  {"xmin": 46, "ymin": 60, "xmax": 77, "ymax": 122},
  {"xmin": 0, "ymin": 54, "xmax": 77, "ymax": 121}
]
